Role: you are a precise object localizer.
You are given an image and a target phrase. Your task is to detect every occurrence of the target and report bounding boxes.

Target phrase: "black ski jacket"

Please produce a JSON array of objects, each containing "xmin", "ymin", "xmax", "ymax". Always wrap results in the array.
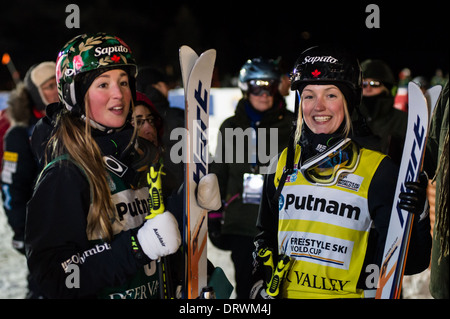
[
  {"xmin": 1, "ymin": 92, "xmax": 41, "ymax": 253},
  {"xmin": 25, "ymin": 104, "xmax": 157, "ymax": 299}
]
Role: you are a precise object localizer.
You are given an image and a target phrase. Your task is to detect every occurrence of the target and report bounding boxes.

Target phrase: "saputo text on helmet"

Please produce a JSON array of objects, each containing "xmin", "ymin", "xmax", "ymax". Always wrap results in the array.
[
  {"xmin": 94, "ymin": 45, "xmax": 129, "ymax": 57},
  {"xmin": 302, "ymin": 55, "xmax": 338, "ymax": 64}
]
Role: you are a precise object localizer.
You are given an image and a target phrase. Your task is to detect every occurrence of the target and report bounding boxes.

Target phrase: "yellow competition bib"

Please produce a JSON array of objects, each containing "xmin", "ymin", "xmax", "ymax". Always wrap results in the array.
[{"xmin": 275, "ymin": 144, "xmax": 386, "ymax": 298}]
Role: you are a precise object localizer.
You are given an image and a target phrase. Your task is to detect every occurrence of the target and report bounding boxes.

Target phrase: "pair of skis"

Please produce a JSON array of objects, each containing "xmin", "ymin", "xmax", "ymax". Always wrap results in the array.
[
  {"xmin": 179, "ymin": 46, "xmax": 216, "ymax": 299},
  {"xmin": 376, "ymin": 82, "xmax": 442, "ymax": 299}
]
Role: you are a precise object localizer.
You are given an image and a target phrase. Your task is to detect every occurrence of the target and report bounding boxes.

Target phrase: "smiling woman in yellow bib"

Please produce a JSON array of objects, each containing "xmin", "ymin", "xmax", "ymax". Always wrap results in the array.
[{"xmin": 250, "ymin": 46, "xmax": 432, "ymax": 299}]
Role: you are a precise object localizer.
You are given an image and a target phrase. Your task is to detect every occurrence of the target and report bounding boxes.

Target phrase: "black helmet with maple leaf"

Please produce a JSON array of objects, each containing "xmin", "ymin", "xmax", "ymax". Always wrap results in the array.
[
  {"xmin": 290, "ymin": 45, "xmax": 362, "ymax": 114},
  {"xmin": 56, "ymin": 32, "xmax": 137, "ymax": 115},
  {"xmin": 280, "ymin": 46, "xmax": 366, "ymax": 179}
]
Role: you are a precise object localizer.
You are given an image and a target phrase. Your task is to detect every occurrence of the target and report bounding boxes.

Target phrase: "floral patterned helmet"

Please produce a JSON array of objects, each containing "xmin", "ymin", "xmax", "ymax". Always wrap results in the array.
[{"xmin": 56, "ymin": 32, "xmax": 137, "ymax": 113}]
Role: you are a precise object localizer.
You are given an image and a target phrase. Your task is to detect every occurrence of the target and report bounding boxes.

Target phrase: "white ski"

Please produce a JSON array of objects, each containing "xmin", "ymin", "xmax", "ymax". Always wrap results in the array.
[
  {"xmin": 179, "ymin": 45, "xmax": 216, "ymax": 299},
  {"xmin": 376, "ymin": 82, "xmax": 442, "ymax": 298}
]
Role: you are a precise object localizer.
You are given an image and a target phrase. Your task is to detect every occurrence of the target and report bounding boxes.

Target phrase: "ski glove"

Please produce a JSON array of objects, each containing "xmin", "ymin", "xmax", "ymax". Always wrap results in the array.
[
  {"xmin": 399, "ymin": 171, "xmax": 429, "ymax": 219},
  {"xmin": 196, "ymin": 173, "xmax": 222, "ymax": 211},
  {"xmin": 137, "ymin": 211, "xmax": 181, "ymax": 260}
]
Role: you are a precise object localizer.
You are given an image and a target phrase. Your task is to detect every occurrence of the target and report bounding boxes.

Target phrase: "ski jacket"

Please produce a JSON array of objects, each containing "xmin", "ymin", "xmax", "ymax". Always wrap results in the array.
[
  {"xmin": 358, "ymin": 93, "xmax": 407, "ymax": 165},
  {"xmin": 210, "ymin": 97, "xmax": 294, "ymax": 238},
  {"xmin": 255, "ymin": 141, "xmax": 432, "ymax": 298},
  {"xmin": 1, "ymin": 85, "xmax": 42, "ymax": 253},
  {"xmin": 25, "ymin": 104, "xmax": 158, "ymax": 299}
]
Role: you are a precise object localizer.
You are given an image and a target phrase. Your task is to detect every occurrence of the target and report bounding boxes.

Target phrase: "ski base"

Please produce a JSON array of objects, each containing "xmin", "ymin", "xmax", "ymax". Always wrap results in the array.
[
  {"xmin": 180, "ymin": 45, "xmax": 216, "ymax": 299},
  {"xmin": 376, "ymin": 82, "xmax": 442, "ymax": 298}
]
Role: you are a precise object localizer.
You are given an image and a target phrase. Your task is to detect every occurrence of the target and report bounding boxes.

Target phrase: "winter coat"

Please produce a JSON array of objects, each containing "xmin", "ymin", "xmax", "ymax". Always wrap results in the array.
[
  {"xmin": 1, "ymin": 83, "xmax": 42, "ymax": 253},
  {"xmin": 25, "ymin": 103, "xmax": 158, "ymax": 299},
  {"xmin": 358, "ymin": 93, "xmax": 407, "ymax": 165},
  {"xmin": 210, "ymin": 96, "xmax": 294, "ymax": 238}
]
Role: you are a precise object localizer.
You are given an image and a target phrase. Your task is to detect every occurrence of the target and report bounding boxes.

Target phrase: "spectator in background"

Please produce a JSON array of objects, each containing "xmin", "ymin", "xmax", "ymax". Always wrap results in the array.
[
  {"xmin": 393, "ymin": 67, "xmax": 411, "ymax": 112},
  {"xmin": 136, "ymin": 66, "xmax": 184, "ymax": 194},
  {"xmin": 132, "ymin": 91, "xmax": 163, "ymax": 159},
  {"xmin": 210, "ymin": 57, "xmax": 294, "ymax": 298},
  {"xmin": 1, "ymin": 61, "xmax": 58, "ymax": 298},
  {"xmin": 356, "ymin": 59, "xmax": 407, "ymax": 165}
]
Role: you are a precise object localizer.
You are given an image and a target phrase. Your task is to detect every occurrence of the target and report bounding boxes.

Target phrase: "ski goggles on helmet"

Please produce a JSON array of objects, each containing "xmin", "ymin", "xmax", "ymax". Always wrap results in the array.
[
  {"xmin": 300, "ymin": 138, "xmax": 360, "ymax": 186},
  {"xmin": 248, "ymin": 79, "xmax": 278, "ymax": 96}
]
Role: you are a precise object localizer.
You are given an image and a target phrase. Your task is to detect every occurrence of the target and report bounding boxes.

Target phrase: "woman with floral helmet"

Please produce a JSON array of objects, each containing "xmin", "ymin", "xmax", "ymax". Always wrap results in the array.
[
  {"xmin": 251, "ymin": 46, "xmax": 432, "ymax": 299},
  {"xmin": 25, "ymin": 33, "xmax": 185, "ymax": 299}
]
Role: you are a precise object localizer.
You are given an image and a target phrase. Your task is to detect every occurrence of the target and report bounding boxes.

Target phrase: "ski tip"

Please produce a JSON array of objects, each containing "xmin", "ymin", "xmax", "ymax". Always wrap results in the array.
[
  {"xmin": 200, "ymin": 48, "xmax": 217, "ymax": 58},
  {"xmin": 179, "ymin": 45, "xmax": 197, "ymax": 56},
  {"xmin": 408, "ymin": 81, "xmax": 420, "ymax": 91},
  {"xmin": 428, "ymin": 84, "xmax": 443, "ymax": 97},
  {"xmin": 198, "ymin": 49, "xmax": 217, "ymax": 66}
]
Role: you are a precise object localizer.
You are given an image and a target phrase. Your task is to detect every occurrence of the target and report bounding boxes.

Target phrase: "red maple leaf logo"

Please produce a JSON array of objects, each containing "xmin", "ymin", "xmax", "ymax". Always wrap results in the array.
[
  {"xmin": 311, "ymin": 69, "xmax": 321, "ymax": 78},
  {"xmin": 111, "ymin": 54, "xmax": 121, "ymax": 63}
]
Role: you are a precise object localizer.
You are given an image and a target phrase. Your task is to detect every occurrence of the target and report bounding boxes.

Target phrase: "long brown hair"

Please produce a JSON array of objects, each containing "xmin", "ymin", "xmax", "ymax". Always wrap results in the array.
[{"xmin": 46, "ymin": 95, "xmax": 136, "ymax": 242}]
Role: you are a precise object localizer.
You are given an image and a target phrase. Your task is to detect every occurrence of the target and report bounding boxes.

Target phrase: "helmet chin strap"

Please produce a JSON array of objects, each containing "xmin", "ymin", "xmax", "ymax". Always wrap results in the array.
[
  {"xmin": 285, "ymin": 91, "xmax": 300, "ymax": 174},
  {"xmin": 81, "ymin": 114, "xmax": 126, "ymax": 134}
]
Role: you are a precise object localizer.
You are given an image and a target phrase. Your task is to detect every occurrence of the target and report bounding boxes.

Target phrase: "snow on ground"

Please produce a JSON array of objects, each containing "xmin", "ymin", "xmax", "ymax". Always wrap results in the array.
[{"xmin": 0, "ymin": 203, "xmax": 28, "ymax": 299}]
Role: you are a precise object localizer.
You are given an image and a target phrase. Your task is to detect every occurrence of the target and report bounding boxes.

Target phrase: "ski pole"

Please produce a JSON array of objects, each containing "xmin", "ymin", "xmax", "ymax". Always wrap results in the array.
[
  {"xmin": 145, "ymin": 162, "xmax": 174, "ymax": 299},
  {"xmin": 266, "ymin": 254, "xmax": 292, "ymax": 298},
  {"xmin": 146, "ymin": 162, "xmax": 165, "ymax": 219},
  {"xmin": 257, "ymin": 247, "xmax": 274, "ymax": 286}
]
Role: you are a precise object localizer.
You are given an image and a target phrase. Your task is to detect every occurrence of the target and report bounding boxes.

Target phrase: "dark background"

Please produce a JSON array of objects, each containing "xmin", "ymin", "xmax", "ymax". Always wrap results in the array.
[{"xmin": 0, "ymin": 0, "xmax": 448, "ymax": 90}]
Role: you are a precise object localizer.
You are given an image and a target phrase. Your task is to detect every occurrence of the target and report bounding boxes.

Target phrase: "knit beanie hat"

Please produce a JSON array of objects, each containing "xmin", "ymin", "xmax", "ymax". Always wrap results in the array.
[
  {"xmin": 360, "ymin": 59, "xmax": 395, "ymax": 90},
  {"xmin": 24, "ymin": 61, "xmax": 56, "ymax": 111}
]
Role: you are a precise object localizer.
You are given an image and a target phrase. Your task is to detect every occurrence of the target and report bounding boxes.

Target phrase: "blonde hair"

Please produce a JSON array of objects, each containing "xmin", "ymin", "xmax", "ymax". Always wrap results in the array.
[
  {"xmin": 294, "ymin": 92, "xmax": 353, "ymax": 146},
  {"xmin": 46, "ymin": 94, "xmax": 136, "ymax": 242}
]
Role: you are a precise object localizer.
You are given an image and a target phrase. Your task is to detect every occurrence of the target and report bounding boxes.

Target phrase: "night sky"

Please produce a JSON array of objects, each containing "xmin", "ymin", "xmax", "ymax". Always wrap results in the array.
[{"xmin": 0, "ymin": 0, "xmax": 448, "ymax": 90}]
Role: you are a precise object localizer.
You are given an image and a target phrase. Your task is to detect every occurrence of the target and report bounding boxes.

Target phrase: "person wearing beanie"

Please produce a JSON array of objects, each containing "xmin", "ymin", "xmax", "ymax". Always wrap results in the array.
[
  {"xmin": 132, "ymin": 91, "xmax": 163, "ymax": 147},
  {"xmin": 251, "ymin": 46, "xmax": 431, "ymax": 299},
  {"xmin": 132, "ymin": 91, "xmax": 176, "ymax": 196},
  {"xmin": 25, "ymin": 61, "xmax": 59, "ymax": 114},
  {"xmin": 357, "ymin": 59, "xmax": 407, "ymax": 165},
  {"xmin": 1, "ymin": 61, "xmax": 58, "ymax": 298},
  {"xmin": 360, "ymin": 59, "xmax": 396, "ymax": 95},
  {"xmin": 136, "ymin": 66, "xmax": 184, "ymax": 194}
]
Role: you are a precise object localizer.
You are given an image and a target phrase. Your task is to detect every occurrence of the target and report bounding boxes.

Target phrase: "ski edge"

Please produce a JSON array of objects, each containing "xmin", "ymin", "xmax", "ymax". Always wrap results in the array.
[{"xmin": 180, "ymin": 46, "xmax": 216, "ymax": 299}]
